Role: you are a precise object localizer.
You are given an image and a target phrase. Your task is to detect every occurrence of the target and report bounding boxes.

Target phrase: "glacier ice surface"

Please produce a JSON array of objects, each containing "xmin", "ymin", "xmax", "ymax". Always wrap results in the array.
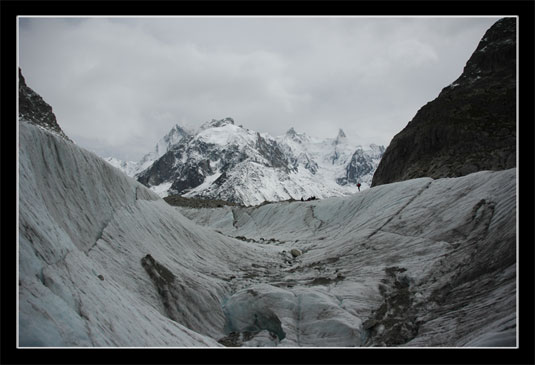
[{"xmin": 18, "ymin": 121, "xmax": 516, "ymax": 347}]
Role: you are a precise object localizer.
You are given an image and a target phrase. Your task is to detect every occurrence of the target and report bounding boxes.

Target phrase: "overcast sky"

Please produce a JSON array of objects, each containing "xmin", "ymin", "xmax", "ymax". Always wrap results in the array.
[{"xmin": 18, "ymin": 16, "xmax": 501, "ymax": 161}]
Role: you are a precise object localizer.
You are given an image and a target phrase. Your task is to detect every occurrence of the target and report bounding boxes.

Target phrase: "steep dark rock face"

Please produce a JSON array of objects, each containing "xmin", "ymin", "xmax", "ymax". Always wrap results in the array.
[
  {"xmin": 18, "ymin": 69, "xmax": 72, "ymax": 142},
  {"xmin": 339, "ymin": 145, "xmax": 385, "ymax": 185},
  {"xmin": 372, "ymin": 18, "xmax": 516, "ymax": 187},
  {"xmin": 255, "ymin": 133, "xmax": 293, "ymax": 173},
  {"xmin": 137, "ymin": 146, "xmax": 183, "ymax": 187}
]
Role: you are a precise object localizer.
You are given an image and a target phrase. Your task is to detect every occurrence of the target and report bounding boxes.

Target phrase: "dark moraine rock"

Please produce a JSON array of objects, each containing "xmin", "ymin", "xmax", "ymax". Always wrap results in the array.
[{"xmin": 372, "ymin": 18, "xmax": 516, "ymax": 187}]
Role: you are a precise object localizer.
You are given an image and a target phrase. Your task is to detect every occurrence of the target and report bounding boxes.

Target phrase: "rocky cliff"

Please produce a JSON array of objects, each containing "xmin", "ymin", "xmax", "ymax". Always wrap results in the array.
[
  {"xmin": 18, "ymin": 68, "xmax": 72, "ymax": 142},
  {"xmin": 372, "ymin": 18, "xmax": 516, "ymax": 187}
]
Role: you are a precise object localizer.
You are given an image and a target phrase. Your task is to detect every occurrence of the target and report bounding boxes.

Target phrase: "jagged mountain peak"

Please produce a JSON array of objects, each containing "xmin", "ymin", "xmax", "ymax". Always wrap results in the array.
[
  {"xmin": 457, "ymin": 17, "xmax": 515, "ymax": 84},
  {"xmin": 368, "ymin": 144, "xmax": 386, "ymax": 158},
  {"xmin": 284, "ymin": 127, "xmax": 309, "ymax": 144},
  {"xmin": 157, "ymin": 123, "xmax": 192, "ymax": 153},
  {"xmin": 200, "ymin": 117, "xmax": 235, "ymax": 131},
  {"xmin": 135, "ymin": 119, "xmax": 384, "ymax": 205},
  {"xmin": 286, "ymin": 127, "xmax": 297, "ymax": 136},
  {"xmin": 332, "ymin": 128, "xmax": 347, "ymax": 146},
  {"xmin": 333, "ymin": 128, "xmax": 347, "ymax": 146},
  {"xmin": 169, "ymin": 123, "xmax": 191, "ymax": 136},
  {"xmin": 108, "ymin": 122, "xmax": 193, "ymax": 177},
  {"xmin": 195, "ymin": 120, "xmax": 257, "ymax": 148}
]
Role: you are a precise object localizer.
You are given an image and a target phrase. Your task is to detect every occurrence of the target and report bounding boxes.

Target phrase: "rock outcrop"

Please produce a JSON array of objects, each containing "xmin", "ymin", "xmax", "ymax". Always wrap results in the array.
[
  {"xmin": 18, "ymin": 68, "xmax": 72, "ymax": 142},
  {"xmin": 372, "ymin": 18, "xmax": 516, "ymax": 187}
]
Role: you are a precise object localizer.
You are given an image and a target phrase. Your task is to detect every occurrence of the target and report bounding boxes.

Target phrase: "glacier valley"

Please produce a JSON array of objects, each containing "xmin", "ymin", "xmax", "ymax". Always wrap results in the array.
[{"xmin": 18, "ymin": 121, "xmax": 516, "ymax": 347}]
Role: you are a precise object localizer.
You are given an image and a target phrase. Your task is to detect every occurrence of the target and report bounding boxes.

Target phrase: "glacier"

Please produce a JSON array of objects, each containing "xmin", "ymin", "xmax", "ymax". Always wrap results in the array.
[{"xmin": 18, "ymin": 121, "xmax": 516, "ymax": 347}]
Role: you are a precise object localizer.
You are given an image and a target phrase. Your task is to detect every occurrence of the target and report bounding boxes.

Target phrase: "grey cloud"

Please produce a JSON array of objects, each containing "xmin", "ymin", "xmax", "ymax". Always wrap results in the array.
[{"xmin": 19, "ymin": 16, "xmax": 501, "ymax": 161}]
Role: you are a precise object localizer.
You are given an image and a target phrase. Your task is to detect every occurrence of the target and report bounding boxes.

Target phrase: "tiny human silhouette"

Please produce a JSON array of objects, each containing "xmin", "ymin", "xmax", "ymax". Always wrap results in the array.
[{"xmin": 357, "ymin": 183, "xmax": 361, "ymax": 192}]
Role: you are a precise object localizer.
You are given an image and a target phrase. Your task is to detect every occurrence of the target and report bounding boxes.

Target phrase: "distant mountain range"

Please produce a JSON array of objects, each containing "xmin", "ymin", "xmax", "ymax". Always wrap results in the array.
[{"xmin": 106, "ymin": 118, "xmax": 384, "ymax": 206}]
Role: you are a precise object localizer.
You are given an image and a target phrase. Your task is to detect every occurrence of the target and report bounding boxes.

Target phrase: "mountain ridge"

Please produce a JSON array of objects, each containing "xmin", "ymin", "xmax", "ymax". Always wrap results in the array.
[
  {"xmin": 371, "ymin": 17, "xmax": 516, "ymax": 187},
  {"xmin": 119, "ymin": 119, "xmax": 385, "ymax": 206},
  {"xmin": 18, "ymin": 68, "xmax": 72, "ymax": 142}
]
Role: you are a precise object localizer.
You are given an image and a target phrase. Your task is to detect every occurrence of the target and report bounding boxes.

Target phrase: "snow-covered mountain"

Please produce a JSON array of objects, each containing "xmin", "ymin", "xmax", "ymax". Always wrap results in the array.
[
  {"xmin": 132, "ymin": 118, "xmax": 384, "ymax": 205},
  {"xmin": 277, "ymin": 126, "xmax": 384, "ymax": 189},
  {"xmin": 137, "ymin": 123, "xmax": 193, "ymax": 173},
  {"xmin": 18, "ymin": 120, "xmax": 517, "ymax": 347},
  {"xmin": 102, "ymin": 157, "xmax": 140, "ymax": 177},
  {"xmin": 104, "ymin": 124, "xmax": 193, "ymax": 178}
]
